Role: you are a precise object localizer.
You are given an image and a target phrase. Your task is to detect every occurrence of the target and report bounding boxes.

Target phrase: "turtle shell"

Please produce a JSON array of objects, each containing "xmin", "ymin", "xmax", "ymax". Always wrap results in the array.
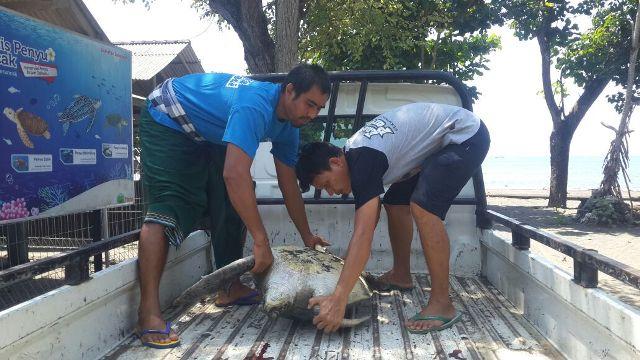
[
  {"xmin": 17, "ymin": 110, "xmax": 49, "ymax": 135},
  {"xmin": 256, "ymin": 246, "xmax": 372, "ymax": 319}
]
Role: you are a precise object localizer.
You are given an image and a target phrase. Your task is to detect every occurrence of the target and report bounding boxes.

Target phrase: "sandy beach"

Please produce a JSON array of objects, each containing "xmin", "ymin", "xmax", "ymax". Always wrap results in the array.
[{"xmin": 486, "ymin": 189, "xmax": 640, "ymax": 309}]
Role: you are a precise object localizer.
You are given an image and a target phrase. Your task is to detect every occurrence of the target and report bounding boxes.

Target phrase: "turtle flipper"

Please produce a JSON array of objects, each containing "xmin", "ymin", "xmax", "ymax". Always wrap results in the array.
[
  {"xmin": 86, "ymin": 111, "xmax": 96, "ymax": 133},
  {"xmin": 17, "ymin": 124, "xmax": 34, "ymax": 148},
  {"xmin": 43, "ymin": 130, "xmax": 51, "ymax": 139}
]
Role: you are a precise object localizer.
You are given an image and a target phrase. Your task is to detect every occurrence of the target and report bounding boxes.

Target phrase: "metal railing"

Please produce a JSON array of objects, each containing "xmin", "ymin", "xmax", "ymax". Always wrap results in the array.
[
  {"xmin": 0, "ymin": 181, "xmax": 145, "ymax": 311},
  {"xmin": 484, "ymin": 209, "xmax": 640, "ymax": 290}
]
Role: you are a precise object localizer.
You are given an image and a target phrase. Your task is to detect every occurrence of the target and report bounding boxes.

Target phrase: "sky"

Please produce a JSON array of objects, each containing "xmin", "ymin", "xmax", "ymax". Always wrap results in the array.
[{"xmin": 83, "ymin": 0, "xmax": 639, "ymax": 159}]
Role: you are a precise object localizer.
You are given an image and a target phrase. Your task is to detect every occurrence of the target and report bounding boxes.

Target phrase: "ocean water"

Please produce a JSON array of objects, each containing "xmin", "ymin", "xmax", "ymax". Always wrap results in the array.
[{"xmin": 482, "ymin": 155, "xmax": 640, "ymax": 190}]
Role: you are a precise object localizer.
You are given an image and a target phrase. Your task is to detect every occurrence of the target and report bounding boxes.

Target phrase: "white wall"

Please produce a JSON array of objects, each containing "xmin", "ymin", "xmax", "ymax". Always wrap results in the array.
[{"xmin": 481, "ymin": 230, "xmax": 640, "ymax": 359}]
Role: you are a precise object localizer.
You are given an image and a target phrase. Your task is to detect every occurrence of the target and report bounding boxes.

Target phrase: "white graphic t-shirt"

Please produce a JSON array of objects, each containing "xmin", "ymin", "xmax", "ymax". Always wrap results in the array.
[{"xmin": 345, "ymin": 102, "xmax": 480, "ymax": 208}]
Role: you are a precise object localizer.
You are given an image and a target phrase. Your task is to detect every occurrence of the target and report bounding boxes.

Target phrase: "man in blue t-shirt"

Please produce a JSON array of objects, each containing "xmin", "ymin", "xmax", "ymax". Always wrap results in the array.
[{"xmin": 136, "ymin": 64, "xmax": 330, "ymax": 348}]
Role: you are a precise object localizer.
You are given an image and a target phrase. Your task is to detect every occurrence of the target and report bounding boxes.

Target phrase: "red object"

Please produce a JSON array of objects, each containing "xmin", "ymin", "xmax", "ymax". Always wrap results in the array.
[{"xmin": 20, "ymin": 61, "xmax": 58, "ymax": 84}]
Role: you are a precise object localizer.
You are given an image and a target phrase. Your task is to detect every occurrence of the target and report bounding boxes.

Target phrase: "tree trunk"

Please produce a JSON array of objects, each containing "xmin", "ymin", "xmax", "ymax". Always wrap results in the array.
[
  {"xmin": 548, "ymin": 122, "xmax": 573, "ymax": 207},
  {"xmin": 209, "ymin": 0, "xmax": 275, "ymax": 73},
  {"xmin": 537, "ymin": 29, "xmax": 566, "ymax": 207},
  {"xmin": 274, "ymin": 0, "xmax": 301, "ymax": 72},
  {"xmin": 536, "ymin": 27, "xmax": 610, "ymax": 207},
  {"xmin": 546, "ymin": 76, "xmax": 610, "ymax": 208}
]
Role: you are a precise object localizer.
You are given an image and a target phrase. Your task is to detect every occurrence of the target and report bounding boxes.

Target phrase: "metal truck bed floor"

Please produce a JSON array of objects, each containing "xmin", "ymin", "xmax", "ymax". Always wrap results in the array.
[{"xmin": 104, "ymin": 275, "xmax": 563, "ymax": 359}]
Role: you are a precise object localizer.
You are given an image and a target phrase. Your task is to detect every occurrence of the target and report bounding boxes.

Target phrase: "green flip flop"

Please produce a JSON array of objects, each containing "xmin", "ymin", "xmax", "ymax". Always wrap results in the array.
[{"xmin": 406, "ymin": 311, "xmax": 462, "ymax": 334}]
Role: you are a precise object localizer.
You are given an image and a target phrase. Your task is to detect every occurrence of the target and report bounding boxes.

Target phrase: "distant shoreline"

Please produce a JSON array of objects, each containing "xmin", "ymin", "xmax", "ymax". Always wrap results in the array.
[
  {"xmin": 481, "ymin": 155, "xmax": 639, "ymax": 191},
  {"xmin": 486, "ymin": 188, "xmax": 640, "ymax": 201}
]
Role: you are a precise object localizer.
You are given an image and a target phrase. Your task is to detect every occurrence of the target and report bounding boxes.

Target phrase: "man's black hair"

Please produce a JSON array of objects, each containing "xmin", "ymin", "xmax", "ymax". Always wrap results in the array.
[
  {"xmin": 283, "ymin": 63, "xmax": 330, "ymax": 98},
  {"xmin": 295, "ymin": 142, "xmax": 342, "ymax": 193}
]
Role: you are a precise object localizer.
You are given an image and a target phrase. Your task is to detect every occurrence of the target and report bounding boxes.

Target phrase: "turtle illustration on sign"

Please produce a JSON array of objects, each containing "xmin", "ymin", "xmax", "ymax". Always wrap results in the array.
[
  {"xmin": 3, "ymin": 107, "xmax": 51, "ymax": 148},
  {"xmin": 58, "ymin": 95, "xmax": 101, "ymax": 135}
]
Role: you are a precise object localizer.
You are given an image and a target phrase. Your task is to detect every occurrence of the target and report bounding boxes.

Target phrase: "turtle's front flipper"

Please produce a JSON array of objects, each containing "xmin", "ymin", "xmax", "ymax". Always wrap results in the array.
[
  {"xmin": 17, "ymin": 124, "xmax": 33, "ymax": 148},
  {"xmin": 86, "ymin": 115, "xmax": 95, "ymax": 133},
  {"xmin": 43, "ymin": 130, "xmax": 51, "ymax": 139},
  {"xmin": 340, "ymin": 316, "xmax": 370, "ymax": 328},
  {"xmin": 310, "ymin": 306, "xmax": 370, "ymax": 328}
]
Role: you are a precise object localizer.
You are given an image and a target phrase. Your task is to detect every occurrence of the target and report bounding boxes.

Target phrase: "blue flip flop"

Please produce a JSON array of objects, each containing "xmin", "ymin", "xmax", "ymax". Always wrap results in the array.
[
  {"xmin": 137, "ymin": 321, "xmax": 180, "ymax": 349},
  {"xmin": 406, "ymin": 311, "xmax": 462, "ymax": 334},
  {"xmin": 215, "ymin": 289, "xmax": 261, "ymax": 307}
]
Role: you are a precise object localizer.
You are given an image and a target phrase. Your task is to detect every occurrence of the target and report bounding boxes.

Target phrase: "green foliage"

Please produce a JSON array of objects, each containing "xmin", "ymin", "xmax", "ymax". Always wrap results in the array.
[
  {"xmin": 499, "ymin": 0, "xmax": 639, "ymax": 112},
  {"xmin": 299, "ymin": 0, "xmax": 503, "ymax": 98},
  {"xmin": 119, "ymin": 1, "xmax": 503, "ymax": 98},
  {"xmin": 560, "ymin": 13, "xmax": 630, "ymax": 87},
  {"xmin": 576, "ymin": 195, "xmax": 636, "ymax": 225},
  {"xmin": 503, "ymin": 1, "xmax": 578, "ymax": 47},
  {"xmin": 550, "ymin": 211, "xmax": 573, "ymax": 226},
  {"xmin": 299, "ymin": 1, "xmax": 421, "ymax": 70},
  {"xmin": 332, "ymin": 118, "xmax": 354, "ymax": 141},
  {"xmin": 299, "ymin": 120, "xmax": 325, "ymax": 146},
  {"xmin": 299, "ymin": 118, "xmax": 355, "ymax": 149}
]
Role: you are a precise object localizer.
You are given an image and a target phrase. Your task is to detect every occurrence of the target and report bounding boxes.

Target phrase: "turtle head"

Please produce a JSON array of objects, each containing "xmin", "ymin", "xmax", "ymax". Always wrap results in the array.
[{"xmin": 3, "ymin": 107, "xmax": 17, "ymax": 124}]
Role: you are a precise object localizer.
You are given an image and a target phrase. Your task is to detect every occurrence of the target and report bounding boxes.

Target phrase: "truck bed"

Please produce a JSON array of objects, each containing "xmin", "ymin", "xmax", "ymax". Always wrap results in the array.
[{"xmin": 103, "ymin": 275, "xmax": 563, "ymax": 359}]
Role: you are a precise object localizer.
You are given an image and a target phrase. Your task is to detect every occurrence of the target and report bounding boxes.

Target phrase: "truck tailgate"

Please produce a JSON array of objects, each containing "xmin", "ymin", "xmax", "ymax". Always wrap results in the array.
[{"xmin": 103, "ymin": 275, "xmax": 563, "ymax": 359}]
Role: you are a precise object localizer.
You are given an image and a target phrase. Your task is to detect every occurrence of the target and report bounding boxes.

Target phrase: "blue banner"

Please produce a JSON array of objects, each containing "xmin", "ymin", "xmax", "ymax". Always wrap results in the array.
[{"xmin": 0, "ymin": 8, "xmax": 133, "ymax": 224}]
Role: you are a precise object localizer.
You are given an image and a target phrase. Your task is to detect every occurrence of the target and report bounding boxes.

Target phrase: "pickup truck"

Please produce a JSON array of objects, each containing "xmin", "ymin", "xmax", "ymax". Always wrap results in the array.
[{"xmin": 1, "ymin": 71, "xmax": 639, "ymax": 360}]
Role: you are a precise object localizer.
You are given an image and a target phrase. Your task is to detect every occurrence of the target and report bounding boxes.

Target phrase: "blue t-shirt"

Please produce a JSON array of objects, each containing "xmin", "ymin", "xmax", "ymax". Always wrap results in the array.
[{"xmin": 147, "ymin": 73, "xmax": 299, "ymax": 167}]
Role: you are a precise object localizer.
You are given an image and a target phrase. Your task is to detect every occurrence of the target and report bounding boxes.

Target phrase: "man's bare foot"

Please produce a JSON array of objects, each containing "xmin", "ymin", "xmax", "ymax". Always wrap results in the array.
[
  {"xmin": 136, "ymin": 313, "xmax": 179, "ymax": 345},
  {"xmin": 405, "ymin": 299, "xmax": 457, "ymax": 331},
  {"xmin": 365, "ymin": 270, "xmax": 414, "ymax": 291},
  {"xmin": 379, "ymin": 270, "xmax": 414, "ymax": 287},
  {"xmin": 215, "ymin": 279, "xmax": 260, "ymax": 306}
]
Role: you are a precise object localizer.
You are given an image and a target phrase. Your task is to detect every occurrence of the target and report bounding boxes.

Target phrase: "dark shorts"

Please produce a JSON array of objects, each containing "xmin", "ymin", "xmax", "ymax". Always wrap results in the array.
[
  {"xmin": 140, "ymin": 105, "xmax": 245, "ymax": 267},
  {"xmin": 382, "ymin": 121, "xmax": 490, "ymax": 220}
]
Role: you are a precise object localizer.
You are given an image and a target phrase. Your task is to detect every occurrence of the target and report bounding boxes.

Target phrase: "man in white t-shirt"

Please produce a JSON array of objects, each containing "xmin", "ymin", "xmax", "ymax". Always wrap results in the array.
[{"xmin": 295, "ymin": 102, "xmax": 490, "ymax": 333}]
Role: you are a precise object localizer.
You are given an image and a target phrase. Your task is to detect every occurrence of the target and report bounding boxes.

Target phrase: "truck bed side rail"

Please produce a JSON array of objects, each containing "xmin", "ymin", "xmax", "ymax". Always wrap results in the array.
[{"xmin": 484, "ymin": 209, "xmax": 640, "ymax": 290}]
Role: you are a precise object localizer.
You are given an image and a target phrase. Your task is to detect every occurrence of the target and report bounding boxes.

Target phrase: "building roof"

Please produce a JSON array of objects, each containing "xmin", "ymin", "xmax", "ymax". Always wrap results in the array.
[
  {"xmin": 113, "ymin": 40, "xmax": 204, "ymax": 81},
  {"xmin": 0, "ymin": 0, "xmax": 109, "ymax": 42}
]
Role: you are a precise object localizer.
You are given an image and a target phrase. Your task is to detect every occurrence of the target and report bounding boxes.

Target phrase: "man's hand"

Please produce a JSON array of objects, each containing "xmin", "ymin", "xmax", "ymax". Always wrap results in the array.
[
  {"xmin": 308, "ymin": 294, "xmax": 347, "ymax": 333},
  {"xmin": 302, "ymin": 234, "xmax": 330, "ymax": 249},
  {"xmin": 251, "ymin": 241, "xmax": 273, "ymax": 274}
]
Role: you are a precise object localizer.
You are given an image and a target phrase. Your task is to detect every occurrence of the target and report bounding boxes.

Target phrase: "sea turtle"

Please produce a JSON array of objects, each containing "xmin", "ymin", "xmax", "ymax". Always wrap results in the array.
[
  {"xmin": 58, "ymin": 95, "xmax": 101, "ymax": 135},
  {"xmin": 104, "ymin": 113, "xmax": 129, "ymax": 135},
  {"xmin": 3, "ymin": 107, "xmax": 51, "ymax": 149},
  {"xmin": 174, "ymin": 245, "xmax": 372, "ymax": 327}
]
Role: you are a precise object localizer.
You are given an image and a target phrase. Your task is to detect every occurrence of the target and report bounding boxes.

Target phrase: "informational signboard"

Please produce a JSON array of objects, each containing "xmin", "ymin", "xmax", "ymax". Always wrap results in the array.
[{"xmin": 0, "ymin": 8, "xmax": 133, "ymax": 224}]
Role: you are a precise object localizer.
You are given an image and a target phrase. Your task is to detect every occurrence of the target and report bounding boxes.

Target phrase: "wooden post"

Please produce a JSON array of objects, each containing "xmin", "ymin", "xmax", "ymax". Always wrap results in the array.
[
  {"xmin": 91, "ymin": 209, "xmax": 103, "ymax": 272},
  {"xmin": 65, "ymin": 256, "xmax": 90, "ymax": 285},
  {"xmin": 7, "ymin": 222, "xmax": 29, "ymax": 267},
  {"xmin": 573, "ymin": 249, "xmax": 598, "ymax": 288},
  {"xmin": 511, "ymin": 228, "xmax": 530, "ymax": 250}
]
